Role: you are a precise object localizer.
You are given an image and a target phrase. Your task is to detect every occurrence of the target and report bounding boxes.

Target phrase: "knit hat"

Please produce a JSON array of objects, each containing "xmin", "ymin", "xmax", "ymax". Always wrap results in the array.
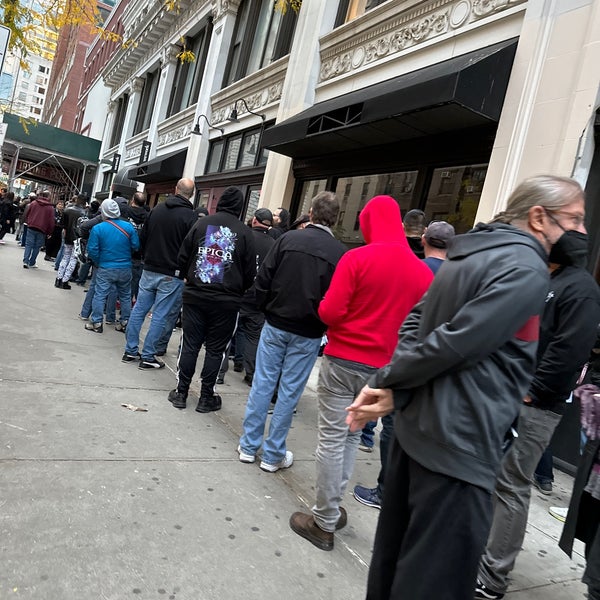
[
  {"xmin": 101, "ymin": 199, "xmax": 121, "ymax": 219},
  {"xmin": 254, "ymin": 208, "xmax": 273, "ymax": 227},
  {"xmin": 424, "ymin": 220, "xmax": 455, "ymax": 249}
]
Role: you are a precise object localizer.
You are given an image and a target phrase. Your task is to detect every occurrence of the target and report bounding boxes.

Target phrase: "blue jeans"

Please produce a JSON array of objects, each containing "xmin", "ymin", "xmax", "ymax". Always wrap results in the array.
[
  {"xmin": 23, "ymin": 228, "xmax": 45, "ymax": 266},
  {"xmin": 360, "ymin": 420, "xmax": 377, "ymax": 448},
  {"xmin": 125, "ymin": 270, "xmax": 184, "ymax": 360},
  {"xmin": 91, "ymin": 267, "xmax": 131, "ymax": 325},
  {"xmin": 81, "ymin": 270, "xmax": 118, "ymax": 320},
  {"xmin": 239, "ymin": 321, "xmax": 321, "ymax": 465}
]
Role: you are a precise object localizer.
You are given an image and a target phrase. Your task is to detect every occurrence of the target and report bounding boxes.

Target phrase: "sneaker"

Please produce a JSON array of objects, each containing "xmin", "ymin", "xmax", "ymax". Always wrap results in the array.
[
  {"xmin": 61, "ymin": 282, "xmax": 72, "ymax": 290},
  {"xmin": 155, "ymin": 350, "xmax": 166, "ymax": 357},
  {"xmin": 358, "ymin": 443, "xmax": 374, "ymax": 453},
  {"xmin": 78, "ymin": 314, "xmax": 89, "ymax": 321},
  {"xmin": 104, "ymin": 321, "xmax": 115, "ymax": 326},
  {"xmin": 115, "ymin": 321, "xmax": 127, "ymax": 333},
  {"xmin": 216, "ymin": 376, "xmax": 225, "ymax": 385},
  {"xmin": 243, "ymin": 374, "xmax": 253, "ymax": 387},
  {"xmin": 196, "ymin": 394, "xmax": 222, "ymax": 413},
  {"xmin": 260, "ymin": 450, "xmax": 293, "ymax": 473},
  {"xmin": 29, "ymin": 264, "xmax": 38, "ymax": 269},
  {"xmin": 549, "ymin": 506, "xmax": 568, "ymax": 522},
  {"xmin": 138, "ymin": 357, "xmax": 165, "ymax": 370},
  {"xmin": 121, "ymin": 352, "xmax": 141, "ymax": 363},
  {"xmin": 533, "ymin": 478, "xmax": 552, "ymax": 495},
  {"xmin": 233, "ymin": 362, "xmax": 243, "ymax": 372},
  {"xmin": 353, "ymin": 485, "xmax": 381, "ymax": 509},
  {"xmin": 22, "ymin": 263, "xmax": 28, "ymax": 269},
  {"xmin": 474, "ymin": 579, "xmax": 505, "ymax": 599},
  {"xmin": 85, "ymin": 322, "xmax": 103, "ymax": 333},
  {"xmin": 237, "ymin": 445, "xmax": 255, "ymax": 464},
  {"xmin": 168, "ymin": 389, "xmax": 187, "ymax": 409}
]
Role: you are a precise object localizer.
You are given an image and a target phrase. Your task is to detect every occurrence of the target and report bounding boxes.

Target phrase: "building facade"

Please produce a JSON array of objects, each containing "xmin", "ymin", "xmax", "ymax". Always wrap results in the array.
[{"xmin": 91, "ymin": 0, "xmax": 600, "ymax": 272}]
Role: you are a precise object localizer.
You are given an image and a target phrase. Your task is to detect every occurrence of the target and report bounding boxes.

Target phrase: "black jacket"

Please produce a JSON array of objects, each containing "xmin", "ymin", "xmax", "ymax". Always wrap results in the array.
[
  {"xmin": 255, "ymin": 224, "xmax": 347, "ymax": 338},
  {"xmin": 128, "ymin": 204, "xmax": 149, "ymax": 261},
  {"xmin": 241, "ymin": 226, "xmax": 275, "ymax": 311},
  {"xmin": 61, "ymin": 204, "xmax": 86, "ymax": 244},
  {"xmin": 142, "ymin": 194, "xmax": 196, "ymax": 278},
  {"xmin": 178, "ymin": 189, "xmax": 256, "ymax": 307},
  {"xmin": 371, "ymin": 223, "xmax": 549, "ymax": 492},
  {"xmin": 529, "ymin": 265, "xmax": 600, "ymax": 410}
]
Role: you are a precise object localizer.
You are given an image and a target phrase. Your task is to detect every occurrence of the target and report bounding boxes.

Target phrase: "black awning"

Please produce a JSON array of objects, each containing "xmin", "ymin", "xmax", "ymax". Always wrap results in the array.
[
  {"xmin": 128, "ymin": 148, "xmax": 187, "ymax": 183},
  {"xmin": 261, "ymin": 38, "xmax": 518, "ymax": 159}
]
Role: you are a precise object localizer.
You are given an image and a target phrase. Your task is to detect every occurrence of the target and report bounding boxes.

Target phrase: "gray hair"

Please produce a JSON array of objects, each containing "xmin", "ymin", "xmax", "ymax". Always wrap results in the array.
[
  {"xmin": 311, "ymin": 191, "xmax": 339, "ymax": 227},
  {"xmin": 491, "ymin": 175, "xmax": 584, "ymax": 224}
]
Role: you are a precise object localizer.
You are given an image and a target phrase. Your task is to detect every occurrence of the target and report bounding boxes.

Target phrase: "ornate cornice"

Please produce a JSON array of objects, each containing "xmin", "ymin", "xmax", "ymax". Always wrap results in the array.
[
  {"xmin": 210, "ymin": 0, "xmax": 242, "ymax": 21},
  {"xmin": 319, "ymin": 0, "xmax": 526, "ymax": 82},
  {"xmin": 161, "ymin": 44, "xmax": 181, "ymax": 68},
  {"xmin": 130, "ymin": 77, "xmax": 145, "ymax": 94}
]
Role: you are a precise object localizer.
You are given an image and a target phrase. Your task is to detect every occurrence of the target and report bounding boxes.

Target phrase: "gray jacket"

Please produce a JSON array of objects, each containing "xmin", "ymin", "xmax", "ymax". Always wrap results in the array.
[{"xmin": 371, "ymin": 223, "xmax": 549, "ymax": 492}]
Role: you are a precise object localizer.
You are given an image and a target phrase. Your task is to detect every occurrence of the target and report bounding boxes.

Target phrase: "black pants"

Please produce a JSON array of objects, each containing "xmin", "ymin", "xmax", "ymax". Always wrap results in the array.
[
  {"xmin": 367, "ymin": 437, "xmax": 492, "ymax": 600},
  {"xmin": 239, "ymin": 308, "xmax": 265, "ymax": 377},
  {"xmin": 176, "ymin": 302, "xmax": 238, "ymax": 399}
]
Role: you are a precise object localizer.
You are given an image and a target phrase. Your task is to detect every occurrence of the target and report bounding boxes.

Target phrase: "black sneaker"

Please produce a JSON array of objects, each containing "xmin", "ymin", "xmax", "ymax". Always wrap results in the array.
[
  {"xmin": 138, "ymin": 357, "xmax": 165, "ymax": 370},
  {"xmin": 61, "ymin": 281, "xmax": 72, "ymax": 290},
  {"xmin": 85, "ymin": 322, "xmax": 103, "ymax": 333},
  {"xmin": 115, "ymin": 321, "xmax": 127, "ymax": 333},
  {"xmin": 233, "ymin": 362, "xmax": 243, "ymax": 372},
  {"xmin": 216, "ymin": 376, "xmax": 225, "ymax": 385},
  {"xmin": 168, "ymin": 389, "xmax": 187, "ymax": 409},
  {"xmin": 121, "ymin": 352, "xmax": 141, "ymax": 363},
  {"xmin": 474, "ymin": 579, "xmax": 504, "ymax": 599},
  {"xmin": 22, "ymin": 263, "xmax": 28, "ymax": 269},
  {"xmin": 196, "ymin": 394, "xmax": 222, "ymax": 413},
  {"xmin": 243, "ymin": 374, "xmax": 253, "ymax": 387}
]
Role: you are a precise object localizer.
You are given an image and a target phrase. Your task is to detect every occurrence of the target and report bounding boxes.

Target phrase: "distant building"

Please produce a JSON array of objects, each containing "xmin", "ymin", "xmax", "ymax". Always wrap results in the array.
[{"xmin": 42, "ymin": 0, "xmax": 116, "ymax": 131}]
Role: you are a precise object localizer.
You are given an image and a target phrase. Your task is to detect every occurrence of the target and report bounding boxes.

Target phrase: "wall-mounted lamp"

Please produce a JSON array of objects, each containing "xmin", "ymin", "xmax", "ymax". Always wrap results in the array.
[
  {"xmin": 228, "ymin": 98, "xmax": 266, "ymax": 123},
  {"xmin": 192, "ymin": 114, "xmax": 224, "ymax": 135}
]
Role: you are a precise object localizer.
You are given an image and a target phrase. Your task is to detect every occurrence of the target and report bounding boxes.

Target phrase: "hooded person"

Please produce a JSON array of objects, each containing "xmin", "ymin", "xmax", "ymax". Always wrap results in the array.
[
  {"xmin": 22, "ymin": 190, "xmax": 56, "ymax": 268},
  {"xmin": 168, "ymin": 186, "xmax": 257, "ymax": 413},
  {"xmin": 288, "ymin": 195, "xmax": 434, "ymax": 551}
]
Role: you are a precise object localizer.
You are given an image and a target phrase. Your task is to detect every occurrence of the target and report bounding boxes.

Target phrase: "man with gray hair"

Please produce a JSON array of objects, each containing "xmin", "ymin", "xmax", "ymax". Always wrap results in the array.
[
  {"xmin": 345, "ymin": 175, "xmax": 584, "ymax": 600},
  {"xmin": 238, "ymin": 192, "xmax": 346, "ymax": 472}
]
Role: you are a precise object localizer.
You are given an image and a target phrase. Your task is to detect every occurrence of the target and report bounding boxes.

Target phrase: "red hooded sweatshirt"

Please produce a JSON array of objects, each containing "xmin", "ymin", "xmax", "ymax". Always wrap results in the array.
[{"xmin": 318, "ymin": 195, "xmax": 433, "ymax": 368}]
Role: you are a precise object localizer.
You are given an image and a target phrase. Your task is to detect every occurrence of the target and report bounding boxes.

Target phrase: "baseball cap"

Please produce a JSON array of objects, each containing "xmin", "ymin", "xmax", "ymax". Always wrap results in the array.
[
  {"xmin": 424, "ymin": 221, "xmax": 455, "ymax": 249},
  {"xmin": 254, "ymin": 208, "xmax": 273, "ymax": 227}
]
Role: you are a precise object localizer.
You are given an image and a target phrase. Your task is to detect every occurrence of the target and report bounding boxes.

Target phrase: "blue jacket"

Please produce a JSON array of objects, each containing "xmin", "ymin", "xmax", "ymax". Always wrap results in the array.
[{"xmin": 87, "ymin": 218, "xmax": 140, "ymax": 269}]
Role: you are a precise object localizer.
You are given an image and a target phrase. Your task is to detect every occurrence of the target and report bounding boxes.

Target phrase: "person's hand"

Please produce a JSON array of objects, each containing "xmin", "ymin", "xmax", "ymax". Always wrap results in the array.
[{"xmin": 345, "ymin": 385, "xmax": 394, "ymax": 432}]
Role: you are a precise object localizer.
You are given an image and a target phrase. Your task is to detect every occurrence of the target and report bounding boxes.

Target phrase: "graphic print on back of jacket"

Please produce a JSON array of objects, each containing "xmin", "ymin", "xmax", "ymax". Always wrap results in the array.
[{"xmin": 196, "ymin": 225, "xmax": 237, "ymax": 283}]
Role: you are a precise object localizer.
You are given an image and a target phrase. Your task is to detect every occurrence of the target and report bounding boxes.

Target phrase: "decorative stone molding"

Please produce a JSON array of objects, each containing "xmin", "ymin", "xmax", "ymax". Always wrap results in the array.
[
  {"xmin": 319, "ymin": 0, "xmax": 526, "ymax": 83},
  {"xmin": 107, "ymin": 101, "xmax": 117, "ymax": 113},
  {"xmin": 161, "ymin": 44, "xmax": 181, "ymax": 68},
  {"xmin": 126, "ymin": 144, "xmax": 143, "ymax": 160},
  {"xmin": 210, "ymin": 0, "xmax": 242, "ymax": 21},
  {"xmin": 210, "ymin": 55, "xmax": 288, "ymax": 124},
  {"xmin": 158, "ymin": 123, "xmax": 194, "ymax": 147},
  {"xmin": 130, "ymin": 77, "xmax": 145, "ymax": 94}
]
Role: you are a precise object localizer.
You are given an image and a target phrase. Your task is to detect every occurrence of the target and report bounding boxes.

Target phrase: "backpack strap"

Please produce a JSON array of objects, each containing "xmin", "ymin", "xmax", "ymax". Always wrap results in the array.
[{"xmin": 107, "ymin": 219, "xmax": 131, "ymax": 239}]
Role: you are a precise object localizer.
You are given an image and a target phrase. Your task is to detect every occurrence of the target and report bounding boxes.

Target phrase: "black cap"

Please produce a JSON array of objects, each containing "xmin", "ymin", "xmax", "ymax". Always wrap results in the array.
[
  {"xmin": 254, "ymin": 208, "xmax": 273, "ymax": 227},
  {"xmin": 217, "ymin": 186, "xmax": 244, "ymax": 217},
  {"xmin": 424, "ymin": 221, "xmax": 455, "ymax": 249}
]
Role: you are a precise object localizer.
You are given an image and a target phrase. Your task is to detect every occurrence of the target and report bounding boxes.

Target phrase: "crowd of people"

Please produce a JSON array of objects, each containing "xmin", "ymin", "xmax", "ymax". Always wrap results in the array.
[{"xmin": 2, "ymin": 175, "xmax": 600, "ymax": 599}]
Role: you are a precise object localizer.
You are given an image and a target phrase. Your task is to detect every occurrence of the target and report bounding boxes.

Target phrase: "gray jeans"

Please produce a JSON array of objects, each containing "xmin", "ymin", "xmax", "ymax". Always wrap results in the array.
[
  {"xmin": 478, "ymin": 404, "xmax": 562, "ymax": 593},
  {"xmin": 313, "ymin": 356, "xmax": 376, "ymax": 532}
]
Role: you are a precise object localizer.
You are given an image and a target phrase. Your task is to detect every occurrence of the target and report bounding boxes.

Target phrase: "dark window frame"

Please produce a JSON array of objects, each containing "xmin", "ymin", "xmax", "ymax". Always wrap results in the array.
[
  {"xmin": 205, "ymin": 125, "xmax": 266, "ymax": 173},
  {"xmin": 134, "ymin": 69, "xmax": 160, "ymax": 135},
  {"xmin": 223, "ymin": 0, "xmax": 298, "ymax": 86},
  {"xmin": 109, "ymin": 93, "xmax": 129, "ymax": 148}
]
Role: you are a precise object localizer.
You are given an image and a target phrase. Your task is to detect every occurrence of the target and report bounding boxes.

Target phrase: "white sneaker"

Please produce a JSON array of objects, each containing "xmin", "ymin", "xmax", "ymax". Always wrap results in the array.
[
  {"xmin": 549, "ymin": 506, "xmax": 568, "ymax": 522},
  {"xmin": 260, "ymin": 451, "xmax": 293, "ymax": 473},
  {"xmin": 237, "ymin": 445, "xmax": 255, "ymax": 464}
]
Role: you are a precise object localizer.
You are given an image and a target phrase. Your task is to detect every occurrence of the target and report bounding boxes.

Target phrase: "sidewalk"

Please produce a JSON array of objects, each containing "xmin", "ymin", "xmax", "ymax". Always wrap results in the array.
[{"xmin": 0, "ymin": 235, "xmax": 587, "ymax": 599}]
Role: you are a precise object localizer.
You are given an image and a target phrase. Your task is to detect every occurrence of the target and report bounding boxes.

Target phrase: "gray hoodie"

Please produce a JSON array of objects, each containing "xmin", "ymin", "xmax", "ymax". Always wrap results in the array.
[{"xmin": 371, "ymin": 223, "xmax": 549, "ymax": 492}]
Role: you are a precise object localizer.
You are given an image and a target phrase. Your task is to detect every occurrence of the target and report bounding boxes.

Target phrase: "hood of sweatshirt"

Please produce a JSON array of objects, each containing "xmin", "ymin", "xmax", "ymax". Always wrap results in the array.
[
  {"xmin": 216, "ymin": 187, "xmax": 243, "ymax": 217},
  {"xmin": 447, "ymin": 222, "xmax": 547, "ymax": 262},
  {"xmin": 165, "ymin": 194, "xmax": 193, "ymax": 210},
  {"xmin": 360, "ymin": 195, "xmax": 409, "ymax": 246},
  {"xmin": 128, "ymin": 204, "xmax": 149, "ymax": 225},
  {"xmin": 34, "ymin": 197, "xmax": 52, "ymax": 207}
]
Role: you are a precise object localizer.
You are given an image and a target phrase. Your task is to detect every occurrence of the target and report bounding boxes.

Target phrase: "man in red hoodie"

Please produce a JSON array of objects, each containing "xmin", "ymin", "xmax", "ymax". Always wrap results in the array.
[
  {"xmin": 289, "ymin": 195, "xmax": 433, "ymax": 551},
  {"xmin": 22, "ymin": 190, "xmax": 55, "ymax": 269}
]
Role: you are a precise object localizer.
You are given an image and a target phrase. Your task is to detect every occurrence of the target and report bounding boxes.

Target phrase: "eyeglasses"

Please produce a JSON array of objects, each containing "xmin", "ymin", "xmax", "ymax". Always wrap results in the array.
[{"xmin": 546, "ymin": 210, "xmax": 586, "ymax": 229}]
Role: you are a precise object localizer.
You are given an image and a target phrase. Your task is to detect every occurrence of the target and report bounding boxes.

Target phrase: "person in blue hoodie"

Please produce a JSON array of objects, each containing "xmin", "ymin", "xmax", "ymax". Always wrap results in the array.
[{"xmin": 85, "ymin": 199, "xmax": 139, "ymax": 333}]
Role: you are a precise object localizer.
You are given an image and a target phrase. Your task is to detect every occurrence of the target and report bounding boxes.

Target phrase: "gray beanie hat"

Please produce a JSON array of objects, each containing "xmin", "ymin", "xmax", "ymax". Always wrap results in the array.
[{"xmin": 101, "ymin": 199, "xmax": 120, "ymax": 219}]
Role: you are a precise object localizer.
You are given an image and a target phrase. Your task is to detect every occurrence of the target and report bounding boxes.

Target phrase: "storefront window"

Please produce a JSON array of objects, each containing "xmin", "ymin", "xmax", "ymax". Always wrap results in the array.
[
  {"xmin": 425, "ymin": 165, "xmax": 487, "ymax": 233},
  {"xmin": 298, "ymin": 179, "xmax": 328, "ymax": 215},
  {"xmin": 243, "ymin": 185, "xmax": 262, "ymax": 223},
  {"xmin": 333, "ymin": 171, "xmax": 418, "ymax": 245}
]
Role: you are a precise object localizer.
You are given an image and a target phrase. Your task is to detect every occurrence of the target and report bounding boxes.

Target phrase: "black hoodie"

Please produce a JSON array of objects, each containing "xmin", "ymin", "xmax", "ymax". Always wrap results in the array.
[
  {"xmin": 142, "ymin": 194, "xmax": 196, "ymax": 277},
  {"xmin": 178, "ymin": 187, "xmax": 256, "ymax": 307},
  {"xmin": 371, "ymin": 223, "xmax": 550, "ymax": 492}
]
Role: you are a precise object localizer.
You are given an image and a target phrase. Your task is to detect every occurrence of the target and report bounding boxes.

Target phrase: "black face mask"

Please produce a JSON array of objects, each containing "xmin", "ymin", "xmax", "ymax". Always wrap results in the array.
[{"xmin": 548, "ymin": 229, "xmax": 589, "ymax": 267}]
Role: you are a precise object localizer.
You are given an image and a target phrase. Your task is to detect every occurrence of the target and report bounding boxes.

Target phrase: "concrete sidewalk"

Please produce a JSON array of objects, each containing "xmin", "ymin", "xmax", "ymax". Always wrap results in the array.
[{"xmin": 0, "ymin": 235, "xmax": 588, "ymax": 599}]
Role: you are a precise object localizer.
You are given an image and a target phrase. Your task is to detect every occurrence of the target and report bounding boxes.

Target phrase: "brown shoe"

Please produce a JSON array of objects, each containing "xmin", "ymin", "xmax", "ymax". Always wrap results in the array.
[
  {"xmin": 336, "ymin": 506, "xmax": 347, "ymax": 531},
  {"xmin": 289, "ymin": 512, "xmax": 333, "ymax": 551}
]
